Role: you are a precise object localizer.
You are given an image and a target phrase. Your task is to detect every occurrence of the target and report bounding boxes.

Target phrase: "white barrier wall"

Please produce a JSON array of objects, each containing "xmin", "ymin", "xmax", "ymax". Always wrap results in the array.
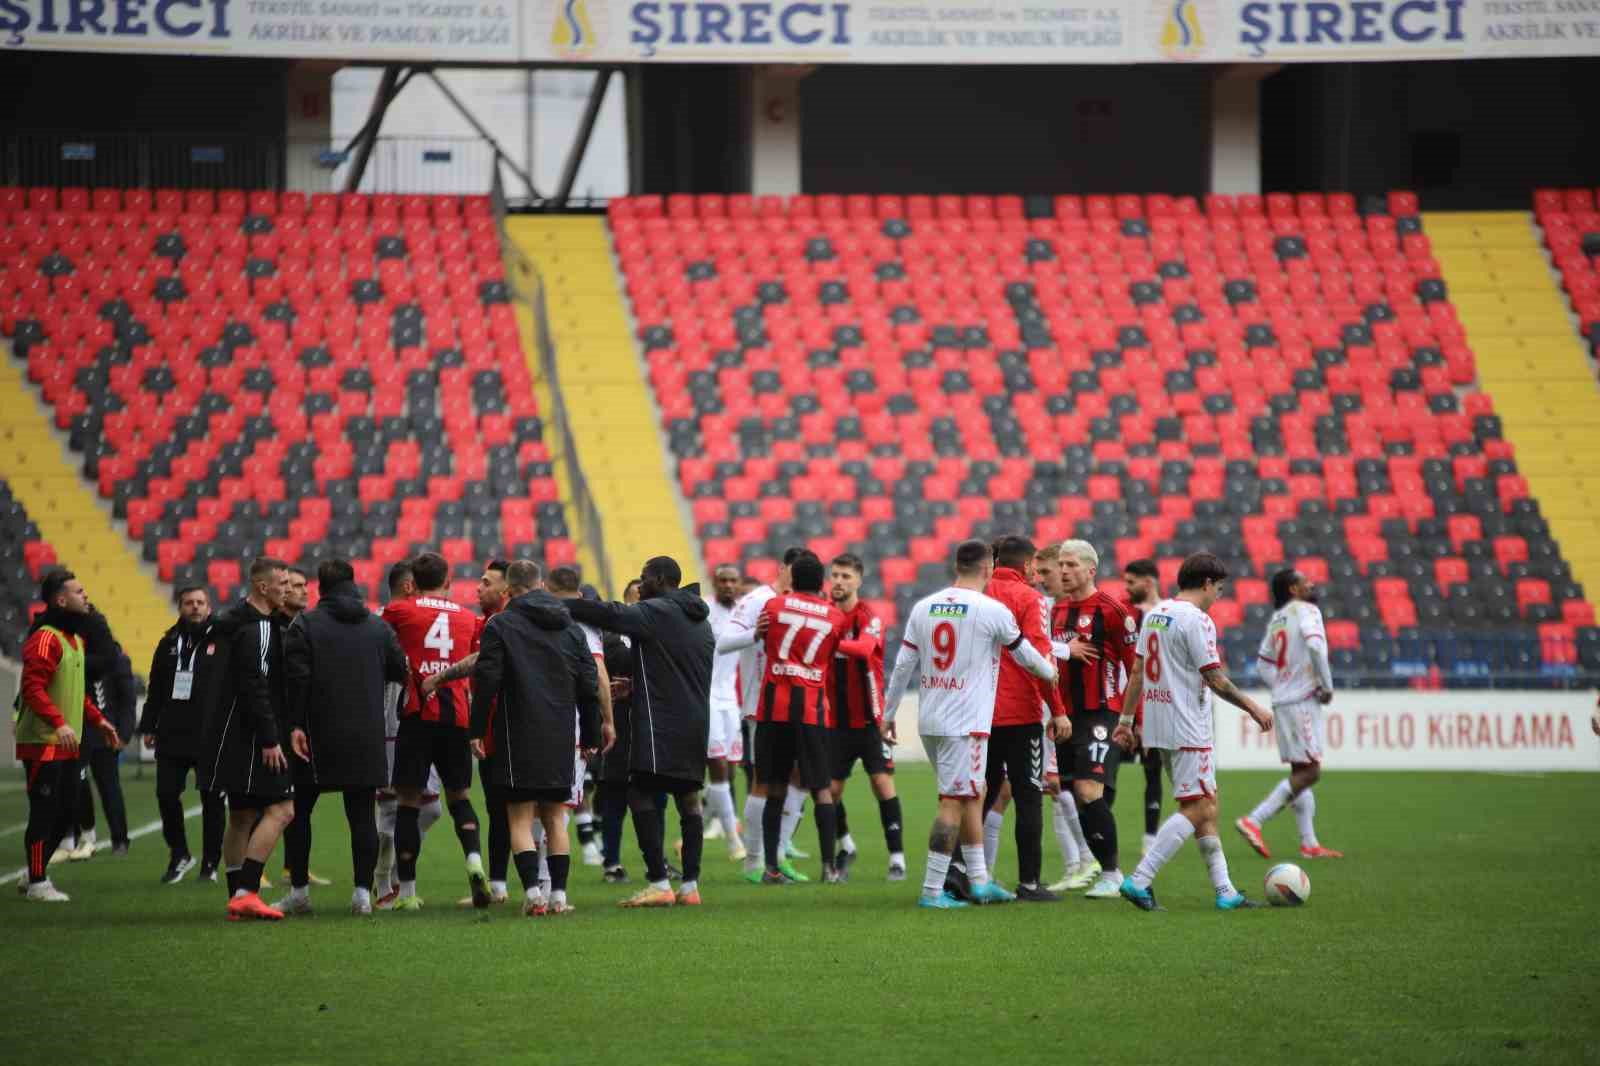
[{"xmin": 888, "ymin": 690, "xmax": 1600, "ymax": 772}]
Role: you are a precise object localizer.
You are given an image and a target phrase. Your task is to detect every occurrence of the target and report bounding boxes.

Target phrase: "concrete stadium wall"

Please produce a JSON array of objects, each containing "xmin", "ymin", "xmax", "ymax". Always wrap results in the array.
[{"xmin": 889, "ymin": 690, "xmax": 1600, "ymax": 771}]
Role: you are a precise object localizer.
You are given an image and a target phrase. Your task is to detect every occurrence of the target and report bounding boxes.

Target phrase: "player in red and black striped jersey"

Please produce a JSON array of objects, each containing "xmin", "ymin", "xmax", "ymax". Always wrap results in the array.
[
  {"xmin": 753, "ymin": 554, "xmax": 876, "ymax": 884},
  {"xmin": 1049, "ymin": 540, "xmax": 1138, "ymax": 900},
  {"xmin": 1120, "ymin": 558, "xmax": 1164, "ymax": 856},
  {"xmin": 378, "ymin": 552, "xmax": 491, "ymax": 911},
  {"xmin": 825, "ymin": 554, "xmax": 905, "ymax": 882}
]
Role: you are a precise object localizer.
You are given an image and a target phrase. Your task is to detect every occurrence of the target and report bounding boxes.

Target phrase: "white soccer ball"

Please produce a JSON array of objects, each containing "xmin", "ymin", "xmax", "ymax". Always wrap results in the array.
[{"xmin": 1263, "ymin": 863, "xmax": 1311, "ymax": 906}]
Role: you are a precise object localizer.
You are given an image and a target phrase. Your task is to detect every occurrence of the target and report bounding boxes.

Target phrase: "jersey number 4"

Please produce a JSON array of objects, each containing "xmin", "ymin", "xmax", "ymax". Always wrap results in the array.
[
  {"xmin": 425, "ymin": 612, "xmax": 455, "ymax": 660},
  {"xmin": 776, "ymin": 611, "xmax": 832, "ymax": 664}
]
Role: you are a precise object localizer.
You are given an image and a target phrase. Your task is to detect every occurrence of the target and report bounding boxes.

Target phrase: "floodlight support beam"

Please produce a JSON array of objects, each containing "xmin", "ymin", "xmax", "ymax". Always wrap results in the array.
[
  {"xmin": 343, "ymin": 64, "xmax": 412, "ymax": 193},
  {"xmin": 425, "ymin": 70, "xmax": 542, "ymax": 202},
  {"xmin": 553, "ymin": 69, "xmax": 613, "ymax": 208}
]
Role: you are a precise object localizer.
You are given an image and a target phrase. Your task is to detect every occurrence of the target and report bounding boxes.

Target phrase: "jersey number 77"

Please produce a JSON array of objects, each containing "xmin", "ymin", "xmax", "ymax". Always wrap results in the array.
[{"xmin": 776, "ymin": 611, "xmax": 832, "ymax": 664}]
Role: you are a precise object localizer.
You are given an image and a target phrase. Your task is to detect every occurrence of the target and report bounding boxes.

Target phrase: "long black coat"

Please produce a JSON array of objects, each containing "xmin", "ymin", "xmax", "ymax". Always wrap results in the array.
[
  {"xmin": 197, "ymin": 599, "xmax": 291, "ymax": 798},
  {"xmin": 568, "ymin": 585, "xmax": 713, "ymax": 786},
  {"xmin": 79, "ymin": 609, "xmax": 134, "ymax": 752},
  {"xmin": 140, "ymin": 620, "xmax": 213, "ymax": 764},
  {"xmin": 594, "ymin": 632, "xmax": 632, "ymax": 784},
  {"xmin": 470, "ymin": 590, "xmax": 601, "ymax": 793},
  {"xmin": 283, "ymin": 582, "xmax": 408, "ymax": 790}
]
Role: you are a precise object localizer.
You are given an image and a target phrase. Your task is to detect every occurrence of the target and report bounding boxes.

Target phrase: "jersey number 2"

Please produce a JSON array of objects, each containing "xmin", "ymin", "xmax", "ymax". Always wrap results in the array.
[{"xmin": 425, "ymin": 612, "xmax": 454, "ymax": 660}]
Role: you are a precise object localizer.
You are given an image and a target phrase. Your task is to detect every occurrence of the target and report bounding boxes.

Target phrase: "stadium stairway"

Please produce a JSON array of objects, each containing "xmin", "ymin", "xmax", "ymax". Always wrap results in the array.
[
  {"xmin": 0, "ymin": 342, "xmax": 172, "ymax": 659},
  {"xmin": 1427, "ymin": 211, "xmax": 1600, "ymax": 599},
  {"xmin": 505, "ymin": 216, "xmax": 699, "ymax": 587}
]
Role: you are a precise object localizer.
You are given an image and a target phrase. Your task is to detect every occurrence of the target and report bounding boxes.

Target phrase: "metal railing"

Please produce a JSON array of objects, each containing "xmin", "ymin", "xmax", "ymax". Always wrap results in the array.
[
  {"xmin": 490, "ymin": 163, "xmax": 615, "ymax": 598},
  {"xmin": 288, "ymin": 135, "xmax": 498, "ymax": 196},
  {"xmin": 1, "ymin": 131, "xmax": 499, "ymax": 196}
]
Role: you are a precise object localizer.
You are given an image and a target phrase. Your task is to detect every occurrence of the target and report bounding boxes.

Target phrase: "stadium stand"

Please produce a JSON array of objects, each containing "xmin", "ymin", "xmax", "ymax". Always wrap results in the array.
[
  {"xmin": 506, "ymin": 216, "xmax": 699, "ymax": 586},
  {"xmin": 0, "ymin": 188, "xmax": 576, "ymax": 624},
  {"xmin": 610, "ymin": 190, "xmax": 1599, "ymax": 685},
  {"xmin": 0, "ymin": 483, "xmax": 59, "ymax": 651},
  {"xmin": 1, "ymin": 338, "xmax": 172, "ymax": 656}
]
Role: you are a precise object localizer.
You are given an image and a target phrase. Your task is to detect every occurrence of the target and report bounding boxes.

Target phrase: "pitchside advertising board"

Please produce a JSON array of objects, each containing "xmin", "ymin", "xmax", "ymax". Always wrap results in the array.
[
  {"xmin": 892, "ymin": 691, "xmax": 1600, "ymax": 770},
  {"xmin": 0, "ymin": 0, "xmax": 1597, "ymax": 62}
]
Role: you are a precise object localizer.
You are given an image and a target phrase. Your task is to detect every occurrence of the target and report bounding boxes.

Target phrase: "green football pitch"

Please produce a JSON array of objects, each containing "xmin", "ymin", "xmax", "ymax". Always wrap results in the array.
[{"xmin": 3, "ymin": 763, "xmax": 1596, "ymax": 1065}]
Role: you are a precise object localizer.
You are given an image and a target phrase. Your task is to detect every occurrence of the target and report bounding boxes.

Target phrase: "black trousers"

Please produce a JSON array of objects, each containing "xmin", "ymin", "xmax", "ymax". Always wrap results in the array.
[
  {"xmin": 155, "ymin": 756, "xmax": 225, "ymax": 866},
  {"xmin": 981, "ymin": 723, "xmax": 1046, "ymax": 885},
  {"xmin": 284, "ymin": 786, "xmax": 380, "ymax": 892},
  {"xmin": 76, "ymin": 747, "xmax": 129, "ymax": 845},
  {"xmin": 23, "ymin": 759, "xmax": 80, "ymax": 883}
]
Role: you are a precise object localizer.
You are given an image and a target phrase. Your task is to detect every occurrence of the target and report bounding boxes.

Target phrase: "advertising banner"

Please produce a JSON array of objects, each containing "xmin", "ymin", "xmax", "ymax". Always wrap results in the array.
[
  {"xmin": 0, "ymin": 0, "xmax": 520, "ymax": 60},
  {"xmin": 890, "ymin": 690, "xmax": 1600, "ymax": 771},
  {"xmin": 0, "ymin": 2, "xmax": 1597, "ymax": 76}
]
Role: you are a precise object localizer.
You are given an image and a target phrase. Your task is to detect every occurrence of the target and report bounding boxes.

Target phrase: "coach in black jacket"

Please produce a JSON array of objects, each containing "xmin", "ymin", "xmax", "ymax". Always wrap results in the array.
[
  {"xmin": 470, "ymin": 560, "xmax": 603, "ymax": 912},
  {"xmin": 141, "ymin": 586, "xmax": 226, "ymax": 883},
  {"xmin": 568, "ymin": 555, "xmax": 714, "ymax": 905},
  {"xmin": 278, "ymin": 559, "xmax": 409, "ymax": 914},
  {"xmin": 196, "ymin": 557, "xmax": 296, "ymax": 914}
]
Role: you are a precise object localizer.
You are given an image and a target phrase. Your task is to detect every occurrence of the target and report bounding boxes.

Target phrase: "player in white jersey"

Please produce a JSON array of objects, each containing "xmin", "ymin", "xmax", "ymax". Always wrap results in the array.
[
  {"xmin": 701, "ymin": 564, "xmax": 747, "ymax": 858},
  {"xmin": 883, "ymin": 540, "xmax": 1058, "ymax": 909},
  {"xmin": 716, "ymin": 548, "xmax": 810, "ymax": 881},
  {"xmin": 1236, "ymin": 568, "xmax": 1344, "ymax": 860},
  {"xmin": 1112, "ymin": 553, "xmax": 1271, "ymax": 912}
]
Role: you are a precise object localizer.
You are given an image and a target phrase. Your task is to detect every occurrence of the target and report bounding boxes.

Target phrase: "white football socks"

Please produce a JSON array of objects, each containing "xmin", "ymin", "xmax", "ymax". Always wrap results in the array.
[
  {"xmin": 960, "ymin": 843, "xmax": 989, "ymax": 886},
  {"xmin": 1196, "ymin": 835, "xmax": 1235, "ymax": 897},
  {"xmin": 779, "ymin": 789, "xmax": 805, "ymax": 852},
  {"xmin": 983, "ymin": 810, "xmax": 1004, "ymax": 873},
  {"xmin": 742, "ymin": 795, "xmax": 766, "ymax": 871},
  {"xmin": 1052, "ymin": 793, "xmax": 1081, "ymax": 869},
  {"xmin": 352, "ymin": 887, "xmax": 371, "ymax": 909},
  {"xmin": 418, "ymin": 798, "xmax": 442, "ymax": 836},
  {"xmin": 1292, "ymin": 788, "xmax": 1319, "ymax": 847},
  {"xmin": 922, "ymin": 849, "xmax": 952, "ymax": 897},
  {"xmin": 1058, "ymin": 791, "xmax": 1090, "ymax": 858},
  {"xmin": 1132, "ymin": 813, "xmax": 1195, "ymax": 890},
  {"xmin": 375, "ymin": 832, "xmax": 395, "ymax": 889},
  {"xmin": 705, "ymin": 781, "xmax": 739, "ymax": 839},
  {"xmin": 398, "ymin": 880, "xmax": 417, "ymax": 899},
  {"xmin": 1250, "ymin": 779, "xmax": 1294, "ymax": 825},
  {"xmin": 377, "ymin": 796, "xmax": 398, "ymax": 836}
]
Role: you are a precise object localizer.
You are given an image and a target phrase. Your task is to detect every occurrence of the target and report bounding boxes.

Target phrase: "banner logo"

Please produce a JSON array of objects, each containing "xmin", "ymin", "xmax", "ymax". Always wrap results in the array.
[
  {"xmin": 552, "ymin": 0, "xmax": 601, "ymax": 58},
  {"xmin": 1150, "ymin": 0, "xmax": 1212, "ymax": 59}
]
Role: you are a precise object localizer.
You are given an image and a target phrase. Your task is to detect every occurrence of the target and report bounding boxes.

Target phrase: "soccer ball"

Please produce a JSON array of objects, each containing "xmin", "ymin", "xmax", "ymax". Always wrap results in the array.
[{"xmin": 1263, "ymin": 863, "xmax": 1311, "ymax": 906}]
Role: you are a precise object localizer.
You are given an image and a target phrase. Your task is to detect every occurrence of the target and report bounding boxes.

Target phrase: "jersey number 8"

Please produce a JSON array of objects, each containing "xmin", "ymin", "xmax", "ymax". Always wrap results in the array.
[{"xmin": 1144, "ymin": 632, "xmax": 1161, "ymax": 682}]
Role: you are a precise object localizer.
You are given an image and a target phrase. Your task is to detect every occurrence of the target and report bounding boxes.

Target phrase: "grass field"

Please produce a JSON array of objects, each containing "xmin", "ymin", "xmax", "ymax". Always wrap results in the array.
[{"xmin": 3, "ymin": 761, "xmax": 1597, "ymax": 1066}]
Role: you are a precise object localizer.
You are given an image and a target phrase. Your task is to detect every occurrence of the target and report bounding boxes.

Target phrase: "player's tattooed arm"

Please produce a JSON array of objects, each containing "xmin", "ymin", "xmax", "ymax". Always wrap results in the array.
[
  {"xmin": 423, "ymin": 651, "xmax": 478, "ymax": 695},
  {"xmin": 928, "ymin": 819, "xmax": 959, "ymax": 856},
  {"xmin": 1201, "ymin": 667, "xmax": 1272, "ymax": 731}
]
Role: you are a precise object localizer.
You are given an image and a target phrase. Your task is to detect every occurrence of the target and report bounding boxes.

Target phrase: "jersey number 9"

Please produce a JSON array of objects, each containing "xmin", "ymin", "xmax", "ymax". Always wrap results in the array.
[{"xmin": 931, "ymin": 621, "xmax": 958, "ymax": 671}]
